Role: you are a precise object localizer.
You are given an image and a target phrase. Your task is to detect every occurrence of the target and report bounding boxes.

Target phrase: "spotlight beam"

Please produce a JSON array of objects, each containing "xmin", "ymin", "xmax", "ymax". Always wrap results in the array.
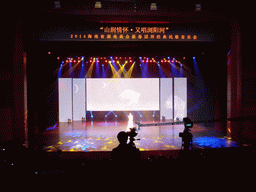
[
  {"xmin": 86, "ymin": 60, "xmax": 95, "ymax": 78},
  {"xmin": 126, "ymin": 62, "xmax": 135, "ymax": 78}
]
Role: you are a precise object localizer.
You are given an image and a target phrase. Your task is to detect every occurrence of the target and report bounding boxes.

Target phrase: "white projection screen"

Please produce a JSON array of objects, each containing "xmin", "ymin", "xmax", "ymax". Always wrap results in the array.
[
  {"xmin": 86, "ymin": 78, "xmax": 159, "ymax": 111},
  {"xmin": 59, "ymin": 78, "xmax": 72, "ymax": 122},
  {"xmin": 160, "ymin": 78, "xmax": 173, "ymax": 120},
  {"xmin": 73, "ymin": 78, "xmax": 86, "ymax": 121},
  {"xmin": 174, "ymin": 78, "xmax": 187, "ymax": 120}
]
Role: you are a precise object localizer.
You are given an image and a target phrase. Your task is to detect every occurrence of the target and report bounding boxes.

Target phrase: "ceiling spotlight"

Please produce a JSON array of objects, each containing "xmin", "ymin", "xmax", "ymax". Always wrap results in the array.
[
  {"xmin": 150, "ymin": 3, "xmax": 157, "ymax": 11},
  {"xmin": 95, "ymin": 1, "xmax": 102, "ymax": 9},
  {"xmin": 54, "ymin": 1, "xmax": 61, "ymax": 9},
  {"xmin": 195, "ymin": 4, "xmax": 201, "ymax": 11}
]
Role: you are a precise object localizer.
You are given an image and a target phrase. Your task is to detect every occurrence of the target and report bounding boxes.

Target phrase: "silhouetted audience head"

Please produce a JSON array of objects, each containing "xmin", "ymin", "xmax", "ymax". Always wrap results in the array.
[{"xmin": 117, "ymin": 131, "xmax": 128, "ymax": 144}]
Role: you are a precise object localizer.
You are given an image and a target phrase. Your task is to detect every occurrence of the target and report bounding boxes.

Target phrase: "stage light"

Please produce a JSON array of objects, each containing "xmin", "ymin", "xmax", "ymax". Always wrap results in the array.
[
  {"xmin": 54, "ymin": 1, "xmax": 61, "ymax": 9},
  {"xmin": 100, "ymin": 57, "xmax": 102, "ymax": 59},
  {"xmin": 113, "ymin": 60, "xmax": 115, "ymax": 62},
  {"xmin": 129, "ymin": 60, "xmax": 132, "ymax": 62},
  {"xmin": 150, "ymin": 3, "xmax": 157, "ymax": 11},
  {"xmin": 102, "ymin": 64, "xmax": 104, "ymax": 67},
  {"xmin": 143, "ymin": 60, "xmax": 145, "ymax": 62},
  {"xmin": 81, "ymin": 56, "xmax": 84, "ymax": 60},
  {"xmin": 161, "ymin": 60, "xmax": 163, "ymax": 63},
  {"xmin": 193, "ymin": 57, "xmax": 195, "ymax": 59},
  {"xmin": 90, "ymin": 60, "xmax": 92, "ymax": 62},
  {"xmin": 57, "ymin": 57, "xmax": 60, "ymax": 60},
  {"xmin": 74, "ymin": 60, "xmax": 76, "ymax": 63},
  {"xmin": 115, "ymin": 57, "xmax": 118, "ymax": 59},
  {"xmin": 66, "ymin": 60, "xmax": 69, "ymax": 63},
  {"xmin": 95, "ymin": 1, "xmax": 102, "ymax": 9},
  {"xmin": 195, "ymin": 4, "xmax": 201, "ymax": 11},
  {"xmin": 150, "ymin": 60, "xmax": 152, "ymax": 62},
  {"xmin": 129, "ymin": 57, "xmax": 131, "ymax": 59},
  {"xmin": 105, "ymin": 60, "xmax": 108, "ymax": 62},
  {"xmin": 48, "ymin": 52, "xmax": 51, "ymax": 55}
]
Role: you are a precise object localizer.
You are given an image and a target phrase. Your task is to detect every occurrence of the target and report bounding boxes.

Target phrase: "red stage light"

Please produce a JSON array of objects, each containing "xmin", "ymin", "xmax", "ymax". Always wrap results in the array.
[
  {"xmin": 150, "ymin": 60, "xmax": 152, "ymax": 62},
  {"xmin": 57, "ymin": 57, "xmax": 60, "ymax": 60},
  {"xmin": 129, "ymin": 57, "xmax": 131, "ymax": 59},
  {"xmin": 74, "ymin": 60, "xmax": 76, "ymax": 63},
  {"xmin": 120, "ymin": 57, "xmax": 122, "ymax": 59},
  {"xmin": 105, "ymin": 60, "xmax": 107, "ymax": 62},
  {"xmin": 90, "ymin": 60, "xmax": 92, "ymax": 62},
  {"xmin": 113, "ymin": 60, "xmax": 115, "ymax": 62},
  {"xmin": 129, "ymin": 60, "xmax": 132, "ymax": 62},
  {"xmin": 115, "ymin": 57, "xmax": 118, "ymax": 59},
  {"xmin": 66, "ymin": 60, "xmax": 69, "ymax": 63},
  {"xmin": 164, "ymin": 60, "xmax": 167, "ymax": 62},
  {"xmin": 161, "ymin": 60, "xmax": 163, "ymax": 62},
  {"xmin": 48, "ymin": 52, "xmax": 51, "ymax": 55},
  {"xmin": 142, "ymin": 60, "xmax": 145, "ymax": 62}
]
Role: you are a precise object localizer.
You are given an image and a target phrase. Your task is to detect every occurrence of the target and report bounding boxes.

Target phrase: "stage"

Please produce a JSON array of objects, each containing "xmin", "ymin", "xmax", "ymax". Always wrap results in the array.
[{"xmin": 41, "ymin": 120, "xmax": 239, "ymax": 154}]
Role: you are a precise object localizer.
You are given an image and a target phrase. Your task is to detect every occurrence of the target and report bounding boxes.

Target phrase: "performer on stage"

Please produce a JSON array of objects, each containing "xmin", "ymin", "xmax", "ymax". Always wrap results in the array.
[{"xmin": 126, "ymin": 113, "xmax": 134, "ymax": 132}]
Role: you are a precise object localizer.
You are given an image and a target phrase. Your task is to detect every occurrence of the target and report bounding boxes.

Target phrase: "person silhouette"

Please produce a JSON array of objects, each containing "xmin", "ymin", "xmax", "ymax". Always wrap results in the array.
[
  {"xmin": 126, "ymin": 113, "xmax": 134, "ymax": 132},
  {"xmin": 111, "ymin": 131, "xmax": 140, "ymax": 163}
]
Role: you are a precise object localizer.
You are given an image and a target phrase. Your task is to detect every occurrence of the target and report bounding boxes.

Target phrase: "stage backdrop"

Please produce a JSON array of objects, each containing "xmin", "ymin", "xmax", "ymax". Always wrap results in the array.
[
  {"xmin": 160, "ymin": 78, "xmax": 173, "ymax": 120},
  {"xmin": 73, "ymin": 78, "xmax": 86, "ymax": 121},
  {"xmin": 58, "ymin": 78, "xmax": 72, "ymax": 122},
  {"xmin": 58, "ymin": 78, "xmax": 186, "ymax": 122},
  {"xmin": 86, "ymin": 78, "xmax": 159, "ymax": 111}
]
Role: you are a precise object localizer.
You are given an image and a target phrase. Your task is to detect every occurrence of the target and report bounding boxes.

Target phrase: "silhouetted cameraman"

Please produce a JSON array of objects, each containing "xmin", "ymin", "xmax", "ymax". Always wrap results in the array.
[{"xmin": 111, "ymin": 131, "xmax": 140, "ymax": 163}]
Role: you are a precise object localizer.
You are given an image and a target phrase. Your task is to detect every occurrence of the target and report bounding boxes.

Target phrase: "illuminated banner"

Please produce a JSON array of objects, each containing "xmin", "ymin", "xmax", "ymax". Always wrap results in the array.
[{"xmin": 34, "ymin": 24, "xmax": 219, "ymax": 42}]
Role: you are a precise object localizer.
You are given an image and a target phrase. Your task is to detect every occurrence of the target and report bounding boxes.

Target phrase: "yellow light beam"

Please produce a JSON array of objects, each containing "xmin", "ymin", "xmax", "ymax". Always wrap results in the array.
[
  {"xmin": 110, "ymin": 62, "xmax": 121, "ymax": 78},
  {"xmin": 86, "ymin": 61, "xmax": 95, "ymax": 78},
  {"xmin": 125, "ymin": 62, "xmax": 135, "ymax": 78},
  {"xmin": 117, "ymin": 61, "xmax": 128, "ymax": 77}
]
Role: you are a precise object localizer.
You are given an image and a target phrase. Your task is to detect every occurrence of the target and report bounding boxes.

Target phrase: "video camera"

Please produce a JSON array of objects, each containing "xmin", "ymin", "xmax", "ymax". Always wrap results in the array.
[
  {"xmin": 179, "ymin": 117, "xmax": 193, "ymax": 150},
  {"xmin": 179, "ymin": 117, "xmax": 193, "ymax": 137},
  {"xmin": 126, "ymin": 127, "xmax": 140, "ymax": 147}
]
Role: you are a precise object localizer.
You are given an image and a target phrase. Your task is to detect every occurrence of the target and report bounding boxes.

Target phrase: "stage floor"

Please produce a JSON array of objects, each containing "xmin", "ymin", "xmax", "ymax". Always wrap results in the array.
[{"xmin": 41, "ymin": 121, "xmax": 239, "ymax": 152}]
